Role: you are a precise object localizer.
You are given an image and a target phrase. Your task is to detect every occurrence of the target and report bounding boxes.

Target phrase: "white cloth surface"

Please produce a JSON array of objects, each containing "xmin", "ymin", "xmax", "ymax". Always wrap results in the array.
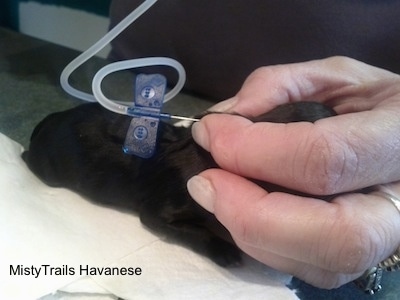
[{"xmin": 0, "ymin": 132, "xmax": 299, "ymax": 300}]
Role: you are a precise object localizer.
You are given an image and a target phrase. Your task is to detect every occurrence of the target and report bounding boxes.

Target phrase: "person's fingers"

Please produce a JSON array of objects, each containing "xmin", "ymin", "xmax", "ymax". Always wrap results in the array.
[
  {"xmin": 191, "ymin": 57, "xmax": 400, "ymax": 289},
  {"xmin": 187, "ymin": 169, "xmax": 400, "ymax": 275},
  {"xmin": 223, "ymin": 56, "xmax": 400, "ymax": 117},
  {"xmin": 235, "ymin": 243, "xmax": 364, "ymax": 289},
  {"xmin": 192, "ymin": 103, "xmax": 400, "ymax": 194}
]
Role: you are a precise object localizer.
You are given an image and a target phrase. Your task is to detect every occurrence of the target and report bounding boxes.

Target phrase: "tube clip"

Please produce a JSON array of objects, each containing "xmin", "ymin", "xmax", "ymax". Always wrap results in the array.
[{"xmin": 123, "ymin": 74, "xmax": 166, "ymax": 158}]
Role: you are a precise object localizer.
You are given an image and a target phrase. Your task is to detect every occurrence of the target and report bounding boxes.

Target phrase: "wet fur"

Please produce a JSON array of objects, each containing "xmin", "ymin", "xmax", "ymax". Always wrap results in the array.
[{"xmin": 22, "ymin": 102, "xmax": 336, "ymax": 266}]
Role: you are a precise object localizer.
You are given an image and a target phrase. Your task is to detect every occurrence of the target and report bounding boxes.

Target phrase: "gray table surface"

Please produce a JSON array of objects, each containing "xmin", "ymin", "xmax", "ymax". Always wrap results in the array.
[{"xmin": 1, "ymin": 27, "xmax": 398, "ymax": 300}]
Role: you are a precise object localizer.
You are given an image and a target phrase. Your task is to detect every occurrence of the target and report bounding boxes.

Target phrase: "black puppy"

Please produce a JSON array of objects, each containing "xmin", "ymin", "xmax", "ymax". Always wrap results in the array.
[{"xmin": 22, "ymin": 101, "xmax": 336, "ymax": 266}]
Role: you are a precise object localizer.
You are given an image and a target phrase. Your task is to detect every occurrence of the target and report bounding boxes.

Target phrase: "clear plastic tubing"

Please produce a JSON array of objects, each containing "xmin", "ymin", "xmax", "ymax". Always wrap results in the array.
[{"xmin": 59, "ymin": 0, "xmax": 186, "ymax": 115}]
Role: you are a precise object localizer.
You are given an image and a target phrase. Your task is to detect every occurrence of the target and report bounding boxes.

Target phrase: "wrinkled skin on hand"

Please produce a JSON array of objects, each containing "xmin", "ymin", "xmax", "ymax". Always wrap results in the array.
[{"xmin": 188, "ymin": 56, "xmax": 400, "ymax": 289}]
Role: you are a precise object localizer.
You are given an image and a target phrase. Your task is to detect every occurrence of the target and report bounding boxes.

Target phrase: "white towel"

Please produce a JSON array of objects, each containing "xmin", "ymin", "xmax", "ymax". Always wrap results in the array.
[{"xmin": 0, "ymin": 133, "xmax": 298, "ymax": 300}]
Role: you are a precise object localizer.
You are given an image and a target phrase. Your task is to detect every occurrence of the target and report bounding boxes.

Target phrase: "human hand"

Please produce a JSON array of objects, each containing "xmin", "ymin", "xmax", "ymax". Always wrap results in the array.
[{"xmin": 187, "ymin": 57, "xmax": 400, "ymax": 289}]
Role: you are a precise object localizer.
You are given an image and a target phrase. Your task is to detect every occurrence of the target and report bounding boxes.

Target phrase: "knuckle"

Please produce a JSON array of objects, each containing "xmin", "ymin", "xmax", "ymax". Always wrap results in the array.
[
  {"xmin": 322, "ymin": 206, "xmax": 383, "ymax": 274},
  {"xmin": 326, "ymin": 56, "xmax": 355, "ymax": 67},
  {"xmin": 303, "ymin": 272, "xmax": 353, "ymax": 290},
  {"xmin": 337, "ymin": 225, "xmax": 381, "ymax": 274},
  {"xmin": 243, "ymin": 67, "xmax": 271, "ymax": 85},
  {"xmin": 300, "ymin": 129, "xmax": 358, "ymax": 195}
]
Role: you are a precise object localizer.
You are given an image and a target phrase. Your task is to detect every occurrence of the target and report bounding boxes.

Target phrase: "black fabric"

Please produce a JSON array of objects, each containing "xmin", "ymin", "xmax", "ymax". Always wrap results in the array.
[{"xmin": 109, "ymin": 0, "xmax": 400, "ymax": 101}]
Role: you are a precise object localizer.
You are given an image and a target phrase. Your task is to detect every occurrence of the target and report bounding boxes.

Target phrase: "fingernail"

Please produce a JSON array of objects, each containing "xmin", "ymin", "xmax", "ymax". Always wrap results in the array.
[
  {"xmin": 191, "ymin": 122, "xmax": 210, "ymax": 151},
  {"xmin": 208, "ymin": 97, "xmax": 238, "ymax": 112},
  {"xmin": 187, "ymin": 176, "xmax": 216, "ymax": 213}
]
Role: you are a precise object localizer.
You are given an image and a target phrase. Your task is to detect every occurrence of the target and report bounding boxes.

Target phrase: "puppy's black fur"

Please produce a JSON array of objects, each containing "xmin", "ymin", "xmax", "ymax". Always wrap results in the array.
[{"xmin": 22, "ymin": 101, "xmax": 336, "ymax": 266}]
